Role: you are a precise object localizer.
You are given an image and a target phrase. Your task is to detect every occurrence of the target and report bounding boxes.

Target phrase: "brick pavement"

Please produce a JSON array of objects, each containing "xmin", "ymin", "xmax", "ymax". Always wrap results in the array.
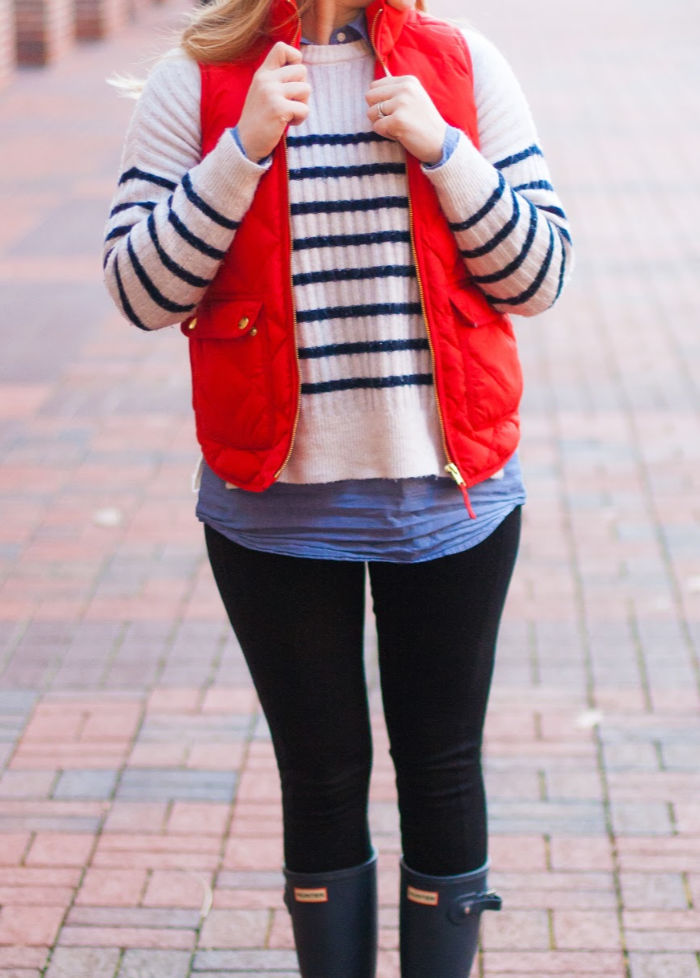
[{"xmin": 0, "ymin": 0, "xmax": 699, "ymax": 975}]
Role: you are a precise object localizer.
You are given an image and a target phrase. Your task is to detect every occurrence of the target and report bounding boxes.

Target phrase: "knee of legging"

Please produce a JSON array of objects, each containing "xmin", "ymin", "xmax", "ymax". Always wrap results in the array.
[
  {"xmin": 280, "ymin": 756, "xmax": 372, "ymax": 820},
  {"xmin": 393, "ymin": 743, "xmax": 483, "ymax": 805}
]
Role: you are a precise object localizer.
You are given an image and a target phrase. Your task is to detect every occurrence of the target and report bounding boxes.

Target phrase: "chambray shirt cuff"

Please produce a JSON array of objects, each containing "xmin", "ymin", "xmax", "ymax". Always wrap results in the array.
[
  {"xmin": 423, "ymin": 125, "xmax": 461, "ymax": 171},
  {"xmin": 229, "ymin": 126, "xmax": 273, "ymax": 168}
]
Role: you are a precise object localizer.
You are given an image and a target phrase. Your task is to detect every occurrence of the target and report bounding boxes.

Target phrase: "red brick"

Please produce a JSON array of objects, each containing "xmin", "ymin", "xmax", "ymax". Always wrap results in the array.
[
  {"xmin": 57, "ymin": 926, "xmax": 195, "ymax": 949},
  {"xmin": 223, "ymin": 836, "xmax": 283, "ymax": 871},
  {"xmin": 482, "ymin": 951, "xmax": 626, "ymax": 974},
  {"xmin": 146, "ymin": 689, "xmax": 200, "ymax": 714},
  {"xmin": 481, "ymin": 909, "xmax": 551, "ymax": 950},
  {"xmin": 0, "ymin": 834, "xmax": 30, "ymax": 865},
  {"xmin": 212, "ymin": 888, "xmax": 283, "ymax": 910},
  {"xmin": 0, "ymin": 949, "xmax": 47, "ymax": 968},
  {"xmin": 127, "ymin": 743, "xmax": 187, "ymax": 767},
  {"xmin": 489, "ymin": 835, "xmax": 548, "ymax": 871},
  {"xmin": 142, "ymin": 870, "xmax": 212, "ymax": 909},
  {"xmin": 187, "ymin": 743, "xmax": 245, "ymax": 770},
  {"xmin": 25, "ymin": 833, "xmax": 95, "ymax": 867},
  {"xmin": 197, "ymin": 909, "xmax": 269, "ymax": 949},
  {"xmin": 102, "ymin": 802, "xmax": 168, "ymax": 833},
  {"xmin": 0, "ymin": 887, "xmax": 74, "ymax": 907},
  {"xmin": 166, "ymin": 802, "xmax": 230, "ymax": 836},
  {"xmin": 201, "ymin": 687, "xmax": 258, "ymax": 715},
  {"xmin": 75, "ymin": 868, "xmax": 147, "ymax": 907},
  {"xmin": 0, "ymin": 905, "xmax": 64, "ymax": 946},
  {"xmin": 266, "ymin": 909, "xmax": 294, "ymax": 950},
  {"xmin": 553, "ymin": 910, "xmax": 621, "ymax": 951},
  {"xmin": 549, "ymin": 837, "xmax": 615, "ymax": 872}
]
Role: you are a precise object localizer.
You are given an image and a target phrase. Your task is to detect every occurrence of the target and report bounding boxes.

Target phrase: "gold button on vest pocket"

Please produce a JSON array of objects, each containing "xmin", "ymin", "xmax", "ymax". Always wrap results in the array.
[
  {"xmin": 188, "ymin": 318, "xmax": 197, "ymax": 330},
  {"xmin": 250, "ymin": 327, "xmax": 258, "ymax": 337},
  {"xmin": 238, "ymin": 316, "xmax": 250, "ymax": 330}
]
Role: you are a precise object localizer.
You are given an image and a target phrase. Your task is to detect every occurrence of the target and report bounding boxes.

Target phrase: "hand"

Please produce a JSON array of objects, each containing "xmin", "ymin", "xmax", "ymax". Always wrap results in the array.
[
  {"xmin": 237, "ymin": 42, "xmax": 311, "ymax": 162},
  {"xmin": 366, "ymin": 75, "xmax": 446, "ymax": 165},
  {"xmin": 386, "ymin": 0, "xmax": 415, "ymax": 8}
]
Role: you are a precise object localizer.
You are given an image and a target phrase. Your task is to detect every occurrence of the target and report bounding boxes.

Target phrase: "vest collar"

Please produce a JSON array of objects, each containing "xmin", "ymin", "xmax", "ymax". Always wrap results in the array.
[{"xmin": 267, "ymin": 0, "xmax": 410, "ymax": 57}]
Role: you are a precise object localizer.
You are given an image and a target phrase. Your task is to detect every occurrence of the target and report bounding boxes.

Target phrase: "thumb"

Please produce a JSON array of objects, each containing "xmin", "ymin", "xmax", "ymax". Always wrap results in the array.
[{"xmin": 263, "ymin": 40, "xmax": 302, "ymax": 69}]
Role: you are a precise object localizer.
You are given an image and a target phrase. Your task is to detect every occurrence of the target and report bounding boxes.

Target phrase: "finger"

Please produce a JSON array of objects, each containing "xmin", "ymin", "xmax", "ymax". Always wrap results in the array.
[
  {"xmin": 371, "ymin": 97, "xmax": 394, "ymax": 122},
  {"xmin": 283, "ymin": 100, "xmax": 311, "ymax": 126},
  {"xmin": 281, "ymin": 81, "xmax": 312, "ymax": 102},
  {"xmin": 386, "ymin": 0, "xmax": 414, "ymax": 9},
  {"xmin": 263, "ymin": 40, "xmax": 303, "ymax": 69},
  {"xmin": 275, "ymin": 62, "xmax": 308, "ymax": 83}
]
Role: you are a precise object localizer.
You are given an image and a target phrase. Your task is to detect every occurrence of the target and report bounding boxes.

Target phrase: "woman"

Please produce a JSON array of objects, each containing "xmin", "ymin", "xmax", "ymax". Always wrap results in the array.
[{"xmin": 104, "ymin": 0, "xmax": 572, "ymax": 974}]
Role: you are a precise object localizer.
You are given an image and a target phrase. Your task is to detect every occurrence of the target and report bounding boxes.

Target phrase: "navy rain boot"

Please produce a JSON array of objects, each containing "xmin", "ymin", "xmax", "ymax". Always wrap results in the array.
[
  {"xmin": 400, "ymin": 859, "xmax": 501, "ymax": 978},
  {"xmin": 283, "ymin": 850, "xmax": 377, "ymax": 978}
]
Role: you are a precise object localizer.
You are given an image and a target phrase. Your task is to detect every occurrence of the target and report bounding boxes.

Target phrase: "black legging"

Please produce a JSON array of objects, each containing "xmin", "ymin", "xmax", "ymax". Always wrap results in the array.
[{"xmin": 205, "ymin": 506, "xmax": 520, "ymax": 877}]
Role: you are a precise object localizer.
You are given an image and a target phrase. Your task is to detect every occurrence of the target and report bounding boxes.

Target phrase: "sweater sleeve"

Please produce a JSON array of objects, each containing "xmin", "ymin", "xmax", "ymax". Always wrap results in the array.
[
  {"xmin": 103, "ymin": 54, "xmax": 269, "ymax": 331},
  {"xmin": 422, "ymin": 29, "xmax": 573, "ymax": 317}
]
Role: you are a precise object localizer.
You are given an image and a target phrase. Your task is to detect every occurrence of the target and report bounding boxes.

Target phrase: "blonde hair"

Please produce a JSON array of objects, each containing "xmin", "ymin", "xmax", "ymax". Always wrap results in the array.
[{"xmin": 181, "ymin": 0, "xmax": 305, "ymax": 64}]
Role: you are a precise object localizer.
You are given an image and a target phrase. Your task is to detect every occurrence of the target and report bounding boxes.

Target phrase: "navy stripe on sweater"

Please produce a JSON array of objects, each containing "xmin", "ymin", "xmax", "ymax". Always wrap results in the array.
[
  {"xmin": 513, "ymin": 180, "xmax": 554, "ymax": 193},
  {"xmin": 291, "ymin": 196, "xmax": 407, "ymax": 216},
  {"xmin": 105, "ymin": 224, "xmax": 134, "ymax": 243},
  {"xmin": 449, "ymin": 173, "xmax": 506, "ymax": 233},
  {"xmin": 114, "ymin": 253, "xmax": 148, "ymax": 331},
  {"xmin": 297, "ymin": 302, "xmax": 422, "ymax": 324},
  {"xmin": 302, "ymin": 373, "xmax": 433, "ymax": 395},
  {"xmin": 460, "ymin": 190, "xmax": 521, "ymax": 260},
  {"xmin": 299, "ymin": 338, "xmax": 430, "ymax": 359},
  {"xmin": 293, "ymin": 230, "xmax": 411, "ymax": 251},
  {"xmin": 470, "ymin": 199, "xmax": 538, "ymax": 285},
  {"xmin": 182, "ymin": 173, "xmax": 241, "ymax": 231},
  {"xmin": 119, "ymin": 167, "xmax": 177, "ymax": 191},
  {"xmin": 287, "ymin": 132, "xmax": 386, "ymax": 148},
  {"xmin": 126, "ymin": 237, "xmax": 196, "ymax": 315},
  {"xmin": 167, "ymin": 202, "xmax": 226, "ymax": 260},
  {"xmin": 289, "ymin": 162, "xmax": 406, "ymax": 181},
  {"xmin": 484, "ymin": 221, "xmax": 556, "ymax": 307},
  {"xmin": 293, "ymin": 265, "xmax": 414, "ymax": 287},
  {"xmin": 494, "ymin": 145, "xmax": 543, "ymax": 170},
  {"xmin": 147, "ymin": 213, "xmax": 212, "ymax": 289},
  {"xmin": 110, "ymin": 201, "xmax": 156, "ymax": 218}
]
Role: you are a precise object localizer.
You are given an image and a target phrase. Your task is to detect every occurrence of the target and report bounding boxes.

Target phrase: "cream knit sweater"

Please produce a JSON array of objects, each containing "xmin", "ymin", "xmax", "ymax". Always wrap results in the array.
[{"xmin": 104, "ymin": 30, "xmax": 572, "ymax": 484}]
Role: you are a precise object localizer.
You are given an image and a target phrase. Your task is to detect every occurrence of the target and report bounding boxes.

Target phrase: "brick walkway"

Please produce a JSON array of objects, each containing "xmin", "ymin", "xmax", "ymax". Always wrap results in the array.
[{"xmin": 0, "ymin": 0, "xmax": 699, "ymax": 975}]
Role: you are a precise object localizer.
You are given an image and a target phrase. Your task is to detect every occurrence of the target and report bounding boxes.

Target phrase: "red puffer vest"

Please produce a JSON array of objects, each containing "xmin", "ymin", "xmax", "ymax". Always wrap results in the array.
[{"xmin": 182, "ymin": 0, "xmax": 523, "ymax": 510}]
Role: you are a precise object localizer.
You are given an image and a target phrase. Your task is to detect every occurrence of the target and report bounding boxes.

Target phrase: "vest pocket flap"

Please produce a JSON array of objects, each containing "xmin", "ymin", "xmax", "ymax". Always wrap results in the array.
[
  {"xmin": 181, "ymin": 298, "xmax": 264, "ymax": 339},
  {"xmin": 449, "ymin": 286, "xmax": 501, "ymax": 327}
]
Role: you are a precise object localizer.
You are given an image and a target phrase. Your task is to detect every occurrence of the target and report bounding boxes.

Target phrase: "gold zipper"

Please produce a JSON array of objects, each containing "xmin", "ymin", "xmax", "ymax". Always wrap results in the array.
[
  {"xmin": 369, "ymin": 7, "xmax": 392, "ymax": 76},
  {"xmin": 273, "ymin": 135, "xmax": 302, "ymax": 481},
  {"xmin": 406, "ymin": 190, "xmax": 474, "ymax": 514}
]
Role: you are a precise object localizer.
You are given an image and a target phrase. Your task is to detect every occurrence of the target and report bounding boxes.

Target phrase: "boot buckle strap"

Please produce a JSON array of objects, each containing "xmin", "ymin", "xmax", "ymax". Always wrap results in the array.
[{"xmin": 449, "ymin": 889, "xmax": 502, "ymax": 923}]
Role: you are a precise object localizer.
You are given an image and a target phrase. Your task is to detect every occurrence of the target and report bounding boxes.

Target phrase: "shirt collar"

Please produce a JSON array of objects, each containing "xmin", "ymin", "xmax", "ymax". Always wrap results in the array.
[{"xmin": 301, "ymin": 10, "xmax": 368, "ymax": 45}]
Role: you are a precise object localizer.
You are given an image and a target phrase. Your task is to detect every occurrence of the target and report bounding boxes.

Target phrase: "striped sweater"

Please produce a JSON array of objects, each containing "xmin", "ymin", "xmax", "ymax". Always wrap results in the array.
[{"xmin": 104, "ymin": 30, "xmax": 572, "ymax": 485}]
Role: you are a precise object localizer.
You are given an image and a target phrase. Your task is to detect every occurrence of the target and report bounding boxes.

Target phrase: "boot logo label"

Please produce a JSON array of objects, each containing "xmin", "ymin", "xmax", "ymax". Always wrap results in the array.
[
  {"xmin": 294, "ymin": 887, "xmax": 328, "ymax": 903},
  {"xmin": 407, "ymin": 885, "xmax": 439, "ymax": 906}
]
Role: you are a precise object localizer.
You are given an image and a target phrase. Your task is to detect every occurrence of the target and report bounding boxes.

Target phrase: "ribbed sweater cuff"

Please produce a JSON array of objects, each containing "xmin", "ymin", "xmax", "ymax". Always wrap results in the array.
[
  {"xmin": 423, "ymin": 131, "xmax": 502, "ymax": 226},
  {"xmin": 187, "ymin": 129, "xmax": 270, "ymax": 225}
]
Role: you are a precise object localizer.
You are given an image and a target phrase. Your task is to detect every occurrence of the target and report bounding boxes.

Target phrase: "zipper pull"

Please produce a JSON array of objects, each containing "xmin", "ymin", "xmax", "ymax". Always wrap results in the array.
[{"xmin": 445, "ymin": 463, "xmax": 476, "ymax": 519}]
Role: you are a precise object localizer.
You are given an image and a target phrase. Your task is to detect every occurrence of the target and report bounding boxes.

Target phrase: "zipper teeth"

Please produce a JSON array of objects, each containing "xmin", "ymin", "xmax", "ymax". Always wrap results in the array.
[
  {"xmin": 370, "ymin": 7, "xmax": 391, "ymax": 76},
  {"xmin": 406, "ymin": 186, "xmax": 457, "ymax": 478},
  {"xmin": 273, "ymin": 135, "xmax": 302, "ymax": 482}
]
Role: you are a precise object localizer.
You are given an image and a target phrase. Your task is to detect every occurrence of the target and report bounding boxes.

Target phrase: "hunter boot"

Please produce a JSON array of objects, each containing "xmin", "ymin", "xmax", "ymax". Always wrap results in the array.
[
  {"xmin": 283, "ymin": 850, "xmax": 378, "ymax": 978},
  {"xmin": 399, "ymin": 859, "xmax": 501, "ymax": 978}
]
